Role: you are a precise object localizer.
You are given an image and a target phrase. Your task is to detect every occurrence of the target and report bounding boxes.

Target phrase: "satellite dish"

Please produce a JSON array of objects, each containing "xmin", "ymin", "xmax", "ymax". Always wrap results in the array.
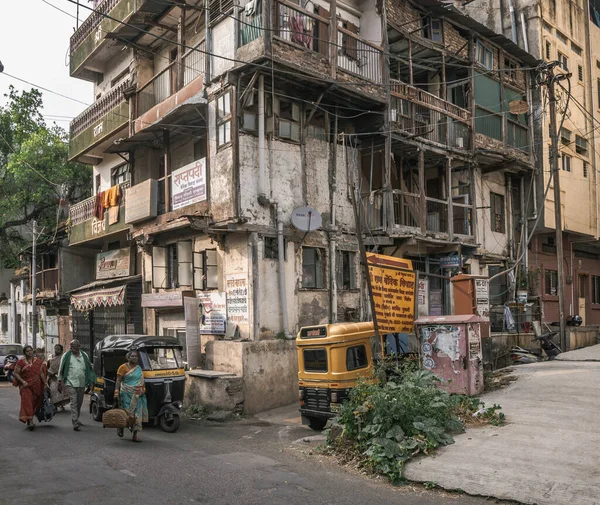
[{"xmin": 291, "ymin": 207, "xmax": 322, "ymax": 232}]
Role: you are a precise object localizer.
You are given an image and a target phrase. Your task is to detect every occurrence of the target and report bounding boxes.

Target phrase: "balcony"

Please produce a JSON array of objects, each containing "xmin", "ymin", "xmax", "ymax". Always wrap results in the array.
[
  {"xmin": 390, "ymin": 80, "xmax": 471, "ymax": 152},
  {"xmin": 237, "ymin": 0, "xmax": 385, "ymax": 101},
  {"xmin": 69, "ymin": 81, "xmax": 130, "ymax": 163},
  {"xmin": 69, "ymin": 181, "xmax": 130, "ymax": 246},
  {"xmin": 69, "ymin": 0, "xmax": 173, "ymax": 81},
  {"xmin": 133, "ymin": 40, "xmax": 206, "ymax": 135},
  {"xmin": 361, "ymin": 189, "xmax": 474, "ymax": 240}
]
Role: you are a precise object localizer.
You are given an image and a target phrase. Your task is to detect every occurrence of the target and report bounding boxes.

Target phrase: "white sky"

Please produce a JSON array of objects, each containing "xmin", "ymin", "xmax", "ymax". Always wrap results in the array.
[{"xmin": 0, "ymin": 0, "xmax": 93, "ymax": 129}]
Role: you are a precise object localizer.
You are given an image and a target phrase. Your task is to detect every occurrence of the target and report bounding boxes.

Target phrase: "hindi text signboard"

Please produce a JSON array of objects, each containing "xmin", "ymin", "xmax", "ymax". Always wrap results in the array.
[
  {"xmin": 198, "ymin": 291, "xmax": 227, "ymax": 334},
  {"xmin": 367, "ymin": 253, "xmax": 416, "ymax": 333},
  {"xmin": 96, "ymin": 248, "xmax": 131, "ymax": 280},
  {"xmin": 171, "ymin": 158, "xmax": 207, "ymax": 211}
]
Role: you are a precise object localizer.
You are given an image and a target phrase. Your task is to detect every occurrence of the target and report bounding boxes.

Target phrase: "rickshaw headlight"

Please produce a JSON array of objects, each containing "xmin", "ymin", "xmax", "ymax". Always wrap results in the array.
[
  {"xmin": 298, "ymin": 388, "xmax": 304, "ymax": 400},
  {"xmin": 173, "ymin": 401, "xmax": 183, "ymax": 409}
]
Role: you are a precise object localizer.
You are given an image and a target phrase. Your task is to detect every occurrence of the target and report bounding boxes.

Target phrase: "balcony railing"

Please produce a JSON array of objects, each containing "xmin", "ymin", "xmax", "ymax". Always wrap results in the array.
[
  {"xmin": 70, "ymin": 0, "xmax": 120, "ymax": 54},
  {"xmin": 136, "ymin": 40, "xmax": 206, "ymax": 118},
  {"xmin": 361, "ymin": 191, "xmax": 385, "ymax": 230},
  {"xmin": 391, "ymin": 80, "xmax": 471, "ymax": 123},
  {"xmin": 336, "ymin": 26, "xmax": 383, "ymax": 83},
  {"xmin": 69, "ymin": 81, "xmax": 130, "ymax": 160},
  {"xmin": 392, "ymin": 191, "xmax": 420, "ymax": 228},
  {"xmin": 71, "ymin": 81, "xmax": 129, "ymax": 138},
  {"xmin": 239, "ymin": 6, "xmax": 263, "ymax": 46},
  {"xmin": 69, "ymin": 180, "xmax": 130, "ymax": 226},
  {"xmin": 276, "ymin": 1, "xmax": 329, "ymax": 54}
]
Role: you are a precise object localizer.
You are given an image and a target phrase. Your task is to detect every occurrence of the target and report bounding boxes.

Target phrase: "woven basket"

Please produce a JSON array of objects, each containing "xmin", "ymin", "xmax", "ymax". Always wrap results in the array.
[{"xmin": 102, "ymin": 408, "xmax": 134, "ymax": 429}]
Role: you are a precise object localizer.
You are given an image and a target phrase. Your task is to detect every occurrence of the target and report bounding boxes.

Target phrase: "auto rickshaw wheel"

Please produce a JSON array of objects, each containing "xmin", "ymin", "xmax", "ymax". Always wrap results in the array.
[
  {"xmin": 307, "ymin": 417, "xmax": 328, "ymax": 431},
  {"xmin": 159, "ymin": 413, "xmax": 180, "ymax": 433},
  {"xmin": 91, "ymin": 400, "xmax": 104, "ymax": 422}
]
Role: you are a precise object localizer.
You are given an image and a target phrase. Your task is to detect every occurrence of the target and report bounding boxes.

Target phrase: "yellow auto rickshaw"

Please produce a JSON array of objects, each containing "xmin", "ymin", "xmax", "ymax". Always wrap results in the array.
[{"xmin": 297, "ymin": 322, "xmax": 416, "ymax": 430}]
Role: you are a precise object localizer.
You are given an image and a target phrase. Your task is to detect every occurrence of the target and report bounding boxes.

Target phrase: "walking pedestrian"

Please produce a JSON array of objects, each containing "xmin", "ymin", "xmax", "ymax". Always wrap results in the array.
[
  {"xmin": 114, "ymin": 351, "xmax": 148, "ymax": 443},
  {"xmin": 13, "ymin": 345, "xmax": 48, "ymax": 430},
  {"xmin": 47, "ymin": 344, "xmax": 70, "ymax": 411},
  {"xmin": 58, "ymin": 340, "xmax": 96, "ymax": 431}
]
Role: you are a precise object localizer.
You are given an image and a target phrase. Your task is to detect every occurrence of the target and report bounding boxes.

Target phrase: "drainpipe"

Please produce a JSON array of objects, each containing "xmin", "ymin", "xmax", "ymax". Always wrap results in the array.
[
  {"xmin": 521, "ymin": 176, "xmax": 527, "ymax": 273},
  {"xmin": 508, "ymin": 0, "xmax": 518, "ymax": 44},
  {"xmin": 258, "ymin": 74, "xmax": 267, "ymax": 203},
  {"xmin": 250, "ymin": 233, "xmax": 260, "ymax": 340},
  {"xmin": 507, "ymin": 176, "xmax": 514, "ymax": 261},
  {"xmin": 520, "ymin": 12, "xmax": 529, "ymax": 52},
  {"xmin": 329, "ymin": 112, "xmax": 338, "ymax": 323},
  {"xmin": 276, "ymin": 203, "xmax": 290, "ymax": 338}
]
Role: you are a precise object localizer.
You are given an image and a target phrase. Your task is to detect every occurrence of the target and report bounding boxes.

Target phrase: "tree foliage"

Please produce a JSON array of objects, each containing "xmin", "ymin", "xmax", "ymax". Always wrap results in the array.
[{"xmin": 0, "ymin": 87, "xmax": 91, "ymax": 267}]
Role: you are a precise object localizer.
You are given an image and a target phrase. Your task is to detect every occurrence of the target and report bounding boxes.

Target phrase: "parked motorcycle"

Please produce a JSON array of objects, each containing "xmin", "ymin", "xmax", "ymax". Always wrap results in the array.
[
  {"xmin": 3, "ymin": 355, "xmax": 19, "ymax": 383},
  {"xmin": 509, "ymin": 331, "xmax": 562, "ymax": 365}
]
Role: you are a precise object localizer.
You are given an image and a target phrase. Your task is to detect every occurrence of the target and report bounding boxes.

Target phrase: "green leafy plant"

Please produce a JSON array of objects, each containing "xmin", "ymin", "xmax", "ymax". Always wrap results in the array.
[{"xmin": 328, "ymin": 367, "xmax": 504, "ymax": 484}]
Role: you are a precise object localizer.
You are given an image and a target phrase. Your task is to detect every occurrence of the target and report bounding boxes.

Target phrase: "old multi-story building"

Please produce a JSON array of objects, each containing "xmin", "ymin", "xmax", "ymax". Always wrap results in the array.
[
  {"xmin": 66, "ymin": 0, "xmax": 538, "ymax": 392},
  {"xmin": 460, "ymin": 0, "xmax": 600, "ymax": 332}
]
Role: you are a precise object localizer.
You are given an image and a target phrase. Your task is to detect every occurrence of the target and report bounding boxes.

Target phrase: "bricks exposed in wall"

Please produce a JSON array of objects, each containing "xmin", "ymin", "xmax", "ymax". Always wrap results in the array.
[
  {"xmin": 443, "ymin": 21, "xmax": 469, "ymax": 59},
  {"xmin": 386, "ymin": 0, "xmax": 421, "ymax": 33}
]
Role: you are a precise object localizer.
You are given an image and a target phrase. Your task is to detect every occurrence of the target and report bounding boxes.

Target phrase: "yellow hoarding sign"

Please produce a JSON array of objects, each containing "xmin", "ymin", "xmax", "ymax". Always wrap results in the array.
[{"xmin": 367, "ymin": 253, "xmax": 416, "ymax": 333}]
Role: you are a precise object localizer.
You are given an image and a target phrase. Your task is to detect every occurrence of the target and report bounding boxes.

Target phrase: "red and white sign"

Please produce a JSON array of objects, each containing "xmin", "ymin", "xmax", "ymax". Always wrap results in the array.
[{"xmin": 171, "ymin": 158, "xmax": 207, "ymax": 210}]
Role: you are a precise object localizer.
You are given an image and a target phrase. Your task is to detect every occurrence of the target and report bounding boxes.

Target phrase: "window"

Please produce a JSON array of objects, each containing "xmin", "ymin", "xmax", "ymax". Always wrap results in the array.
[
  {"xmin": 572, "ymin": 42, "xmax": 583, "ymax": 56},
  {"xmin": 476, "ymin": 41, "xmax": 494, "ymax": 69},
  {"xmin": 177, "ymin": 241, "xmax": 193, "ymax": 287},
  {"xmin": 561, "ymin": 154, "xmax": 572, "ymax": 172},
  {"xmin": 342, "ymin": 20, "xmax": 359, "ymax": 59},
  {"xmin": 336, "ymin": 250, "xmax": 357, "ymax": 290},
  {"xmin": 264, "ymin": 236, "xmax": 287, "ymax": 260},
  {"xmin": 152, "ymin": 242, "xmax": 194, "ymax": 289},
  {"xmin": 578, "ymin": 65, "xmax": 583, "ymax": 82},
  {"xmin": 95, "ymin": 174, "xmax": 101, "ymax": 194},
  {"xmin": 241, "ymin": 90, "xmax": 258, "ymax": 133},
  {"xmin": 504, "ymin": 58, "xmax": 518, "ymax": 81},
  {"xmin": 558, "ymin": 52, "xmax": 568, "ymax": 71},
  {"xmin": 111, "ymin": 163, "xmax": 130, "ymax": 186},
  {"xmin": 543, "ymin": 22, "xmax": 553, "ymax": 33},
  {"xmin": 593, "ymin": 276, "xmax": 600, "ymax": 303},
  {"xmin": 584, "ymin": 161, "xmax": 589, "ymax": 178},
  {"xmin": 542, "ymin": 235, "xmax": 557, "ymax": 253},
  {"xmin": 217, "ymin": 91, "xmax": 232, "ymax": 148},
  {"xmin": 141, "ymin": 347, "xmax": 182, "ymax": 370},
  {"xmin": 276, "ymin": 98, "xmax": 301, "ymax": 142},
  {"xmin": 490, "ymin": 192, "xmax": 505, "ymax": 233},
  {"xmin": 193, "ymin": 249, "xmax": 218, "ymax": 290},
  {"xmin": 302, "ymin": 247, "xmax": 325, "ymax": 289},
  {"xmin": 560, "ymin": 127, "xmax": 571, "ymax": 144},
  {"xmin": 346, "ymin": 345, "xmax": 368, "ymax": 371},
  {"xmin": 152, "ymin": 246, "xmax": 169, "ymax": 289},
  {"xmin": 303, "ymin": 348, "xmax": 327, "ymax": 372},
  {"xmin": 545, "ymin": 269, "xmax": 558, "ymax": 296},
  {"xmin": 422, "ymin": 17, "xmax": 442, "ymax": 43},
  {"xmin": 556, "ymin": 30, "xmax": 568, "ymax": 44},
  {"xmin": 545, "ymin": 40, "xmax": 552, "ymax": 60},
  {"xmin": 576, "ymin": 135, "xmax": 588, "ymax": 155},
  {"xmin": 1, "ymin": 314, "xmax": 7, "ymax": 332}
]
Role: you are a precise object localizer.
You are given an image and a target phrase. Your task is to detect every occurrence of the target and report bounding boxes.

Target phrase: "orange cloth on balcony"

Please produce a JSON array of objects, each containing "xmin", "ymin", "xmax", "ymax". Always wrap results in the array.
[{"xmin": 102, "ymin": 185, "xmax": 121, "ymax": 209}]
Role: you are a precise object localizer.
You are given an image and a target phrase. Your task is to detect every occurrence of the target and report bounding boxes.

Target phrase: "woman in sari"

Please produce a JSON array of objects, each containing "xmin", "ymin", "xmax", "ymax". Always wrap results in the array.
[
  {"xmin": 13, "ymin": 345, "xmax": 48, "ymax": 430},
  {"xmin": 114, "ymin": 350, "xmax": 148, "ymax": 442},
  {"xmin": 47, "ymin": 344, "xmax": 70, "ymax": 410}
]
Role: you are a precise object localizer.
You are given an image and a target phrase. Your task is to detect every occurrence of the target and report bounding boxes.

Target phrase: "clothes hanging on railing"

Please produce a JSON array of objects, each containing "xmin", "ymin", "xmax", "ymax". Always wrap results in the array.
[{"xmin": 94, "ymin": 192, "xmax": 105, "ymax": 220}]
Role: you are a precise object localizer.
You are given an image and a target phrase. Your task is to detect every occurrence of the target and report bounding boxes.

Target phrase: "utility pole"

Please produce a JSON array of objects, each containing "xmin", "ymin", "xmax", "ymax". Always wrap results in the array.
[
  {"xmin": 350, "ymin": 182, "xmax": 380, "ymax": 343},
  {"xmin": 31, "ymin": 221, "xmax": 37, "ymax": 349},
  {"xmin": 546, "ymin": 65, "xmax": 568, "ymax": 351}
]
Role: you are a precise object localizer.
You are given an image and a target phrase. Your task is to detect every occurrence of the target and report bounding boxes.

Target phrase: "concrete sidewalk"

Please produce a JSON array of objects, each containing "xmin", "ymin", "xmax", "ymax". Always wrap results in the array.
[
  {"xmin": 403, "ymin": 361, "xmax": 600, "ymax": 505},
  {"xmin": 557, "ymin": 343, "xmax": 600, "ymax": 361}
]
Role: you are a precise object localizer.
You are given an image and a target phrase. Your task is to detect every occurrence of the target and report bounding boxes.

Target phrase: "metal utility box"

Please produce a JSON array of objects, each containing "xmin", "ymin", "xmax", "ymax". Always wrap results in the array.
[
  {"xmin": 415, "ymin": 315, "xmax": 486, "ymax": 395},
  {"xmin": 451, "ymin": 274, "xmax": 490, "ymax": 318}
]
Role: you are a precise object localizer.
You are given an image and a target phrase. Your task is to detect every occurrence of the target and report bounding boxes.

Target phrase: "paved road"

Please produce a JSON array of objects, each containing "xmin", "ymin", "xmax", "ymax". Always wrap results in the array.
[
  {"xmin": 405, "ymin": 360, "xmax": 600, "ymax": 505},
  {"xmin": 0, "ymin": 382, "xmax": 498, "ymax": 505}
]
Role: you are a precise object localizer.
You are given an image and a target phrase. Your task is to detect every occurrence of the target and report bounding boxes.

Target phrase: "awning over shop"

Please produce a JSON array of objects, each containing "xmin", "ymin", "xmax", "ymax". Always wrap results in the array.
[{"xmin": 71, "ymin": 285, "xmax": 126, "ymax": 312}]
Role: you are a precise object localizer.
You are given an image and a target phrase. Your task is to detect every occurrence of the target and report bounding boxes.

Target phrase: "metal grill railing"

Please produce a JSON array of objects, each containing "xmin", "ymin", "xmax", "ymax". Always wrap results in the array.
[
  {"xmin": 336, "ymin": 26, "xmax": 382, "ymax": 83},
  {"xmin": 276, "ymin": 0, "xmax": 330, "ymax": 56},
  {"xmin": 426, "ymin": 198, "xmax": 448, "ymax": 234},
  {"xmin": 392, "ymin": 191, "xmax": 420, "ymax": 228},
  {"xmin": 238, "ymin": 5, "xmax": 263, "ymax": 46},
  {"xmin": 183, "ymin": 40, "xmax": 206, "ymax": 86},
  {"xmin": 69, "ymin": 180, "xmax": 130, "ymax": 226}
]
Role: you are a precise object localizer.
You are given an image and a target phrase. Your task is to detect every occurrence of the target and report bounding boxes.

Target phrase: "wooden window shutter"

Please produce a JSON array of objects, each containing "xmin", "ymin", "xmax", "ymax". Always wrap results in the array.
[
  {"xmin": 317, "ymin": 6, "xmax": 330, "ymax": 57},
  {"xmin": 346, "ymin": 21, "xmax": 358, "ymax": 60}
]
